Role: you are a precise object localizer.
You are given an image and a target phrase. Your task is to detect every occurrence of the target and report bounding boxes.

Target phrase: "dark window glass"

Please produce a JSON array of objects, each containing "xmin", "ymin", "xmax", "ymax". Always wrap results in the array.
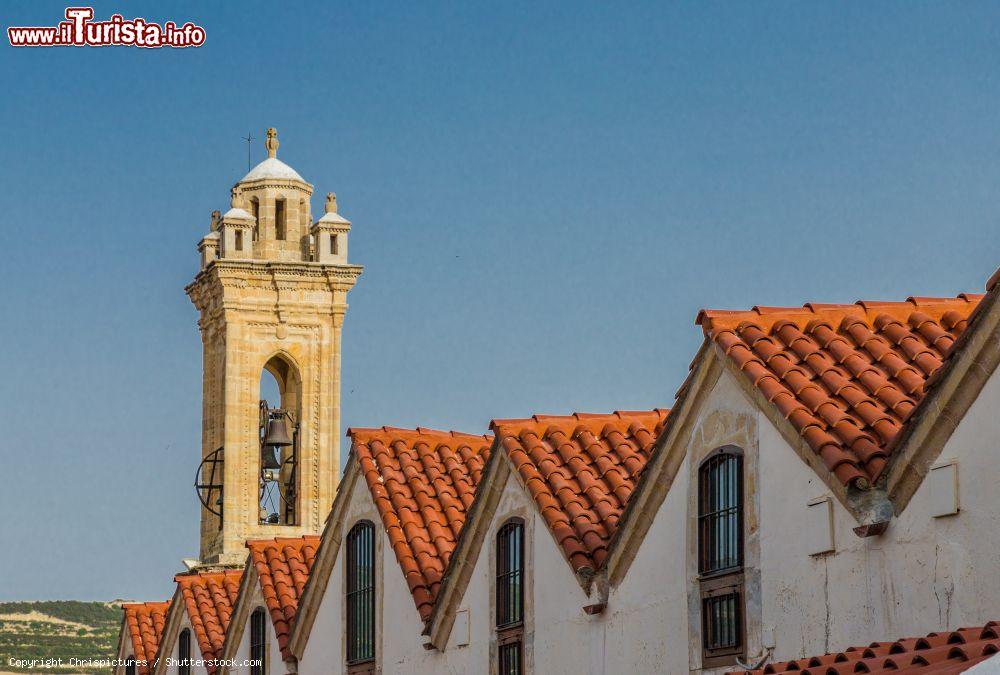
[
  {"xmin": 250, "ymin": 607, "xmax": 267, "ymax": 675},
  {"xmin": 702, "ymin": 590, "xmax": 741, "ymax": 650},
  {"xmin": 496, "ymin": 520, "xmax": 523, "ymax": 627},
  {"xmin": 275, "ymin": 200, "xmax": 286, "ymax": 240},
  {"xmin": 496, "ymin": 519, "xmax": 524, "ymax": 674},
  {"xmin": 347, "ymin": 521, "xmax": 376, "ymax": 666},
  {"xmin": 125, "ymin": 659, "xmax": 136, "ymax": 675},
  {"xmin": 178, "ymin": 628, "xmax": 191, "ymax": 675},
  {"xmin": 698, "ymin": 452, "xmax": 743, "ymax": 575},
  {"xmin": 498, "ymin": 639, "xmax": 523, "ymax": 675}
]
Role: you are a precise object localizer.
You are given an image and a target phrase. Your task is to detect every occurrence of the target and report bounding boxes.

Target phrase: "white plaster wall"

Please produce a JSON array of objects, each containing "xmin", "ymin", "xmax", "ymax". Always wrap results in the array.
[
  {"xmin": 748, "ymin": 363, "xmax": 1000, "ymax": 663},
  {"xmin": 604, "ymin": 453, "xmax": 691, "ymax": 675},
  {"xmin": 603, "ymin": 362, "xmax": 1000, "ymax": 674},
  {"xmin": 228, "ymin": 581, "xmax": 283, "ymax": 675},
  {"xmin": 163, "ymin": 612, "xmax": 208, "ymax": 675},
  {"xmin": 432, "ymin": 464, "xmax": 594, "ymax": 675}
]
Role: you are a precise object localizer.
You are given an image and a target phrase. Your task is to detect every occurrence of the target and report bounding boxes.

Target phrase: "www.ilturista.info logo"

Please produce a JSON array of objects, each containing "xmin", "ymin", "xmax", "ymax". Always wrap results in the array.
[{"xmin": 8, "ymin": 7, "xmax": 206, "ymax": 48}]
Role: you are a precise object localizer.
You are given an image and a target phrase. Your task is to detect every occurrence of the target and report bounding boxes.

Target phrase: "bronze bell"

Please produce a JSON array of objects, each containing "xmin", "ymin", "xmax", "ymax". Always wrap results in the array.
[
  {"xmin": 263, "ymin": 416, "xmax": 293, "ymax": 448},
  {"xmin": 261, "ymin": 446, "xmax": 281, "ymax": 470}
]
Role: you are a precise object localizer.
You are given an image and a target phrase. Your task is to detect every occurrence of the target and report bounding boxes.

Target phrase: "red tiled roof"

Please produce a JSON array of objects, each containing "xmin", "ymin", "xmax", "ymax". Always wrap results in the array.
[
  {"xmin": 122, "ymin": 601, "xmax": 169, "ymax": 675},
  {"xmin": 174, "ymin": 570, "xmax": 242, "ymax": 673},
  {"xmin": 246, "ymin": 536, "xmax": 319, "ymax": 661},
  {"xmin": 349, "ymin": 426, "xmax": 492, "ymax": 621},
  {"xmin": 698, "ymin": 296, "xmax": 983, "ymax": 488},
  {"xmin": 731, "ymin": 621, "xmax": 1000, "ymax": 674},
  {"xmin": 490, "ymin": 409, "xmax": 670, "ymax": 575}
]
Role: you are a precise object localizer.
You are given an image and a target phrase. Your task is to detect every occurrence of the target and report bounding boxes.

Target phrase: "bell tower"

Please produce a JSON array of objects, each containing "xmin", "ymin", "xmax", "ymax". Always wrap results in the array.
[{"xmin": 186, "ymin": 128, "xmax": 362, "ymax": 565}]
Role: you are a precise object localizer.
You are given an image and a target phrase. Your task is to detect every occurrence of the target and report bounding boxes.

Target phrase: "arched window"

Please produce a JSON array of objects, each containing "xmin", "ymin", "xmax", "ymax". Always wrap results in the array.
[
  {"xmin": 275, "ymin": 198, "xmax": 286, "ymax": 240},
  {"xmin": 346, "ymin": 521, "xmax": 376, "ymax": 672},
  {"xmin": 258, "ymin": 355, "xmax": 301, "ymax": 526},
  {"xmin": 250, "ymin": 607, "xmax": 267, "ymax": 675},
  {"xmin": 697, "ymin": 448, "xmax": 744, "ymax": 668},
  {"xmin": 178, "ymin": 628, "xmax": 191, "ymax": 675},
  {"xmin": 496, "ymin": 518, "xmax": 524, "ymax": 675},
  {"xmin": 125, "ymin": 658, "xmax": 136, "ymax": 675}
]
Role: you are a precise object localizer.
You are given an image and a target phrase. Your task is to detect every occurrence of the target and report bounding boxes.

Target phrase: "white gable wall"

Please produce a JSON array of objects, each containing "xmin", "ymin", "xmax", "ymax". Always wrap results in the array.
[
  {"xmin": 298, "ymin": 475, "xmax": 381, "ymax": 675},
  {"xmin": 735, "ymin": 360, "xmax": 1000, "ymax": 664},
  {"xmin": 605, "ymin": 361, "xmax": 1000, "ymax": 673},
  {"xmin": 228, "ymin": 580, "xmax": 283, "ymax": 675},
  {"xmin": 603, "ymin": 452, "xmax": 691, "ymax": 673},
  {"xmin": 163, "ymin": 611, "xmax": 208, "ymax": 675}
]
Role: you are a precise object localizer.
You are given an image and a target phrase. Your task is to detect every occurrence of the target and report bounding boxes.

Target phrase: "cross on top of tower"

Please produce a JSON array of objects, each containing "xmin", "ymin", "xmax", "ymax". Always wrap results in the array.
[{"xmin": 265, "ymin": 127, "xmax": 279, "ymax": 159}]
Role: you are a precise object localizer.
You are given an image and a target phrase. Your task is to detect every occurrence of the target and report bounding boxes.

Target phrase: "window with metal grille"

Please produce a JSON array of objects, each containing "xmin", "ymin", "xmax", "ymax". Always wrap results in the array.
[
  {"xmin": 702, "ymin": 587, "xmax": 741, "ymax": 651},
  {"xmin": 250, "ymin": 607, "xmax": 267, "ymax": 675},
  {"xmin": 346, "ymin": 521, "xmax": 376, "ymax": 673},
  {"xmin": 698, "ymin": 450, "xmax": 743, "ymax": 574},
  {"xmin": 178, "ymin": 628, "xmax": 191, "ymax": 675},
  {"xmin": 496, "ymin": 518, "xmax": 524, "ymax": 675},
  {"xmin": 697, "ymin": 448, "xmax": 744, "ymax": 667}
]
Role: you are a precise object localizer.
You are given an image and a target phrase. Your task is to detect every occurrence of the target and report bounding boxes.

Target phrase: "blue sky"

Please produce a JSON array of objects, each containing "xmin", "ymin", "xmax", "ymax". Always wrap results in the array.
[{"xmin": 2, "ymin": 1, "xmax": 1000, "ymax": 601}]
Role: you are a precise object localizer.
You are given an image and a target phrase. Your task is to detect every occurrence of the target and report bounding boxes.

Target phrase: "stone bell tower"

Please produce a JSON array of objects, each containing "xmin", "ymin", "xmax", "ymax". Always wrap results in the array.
[{"xmin": 186, "ymin": 128, "xmax": 362, "ymax": 565}]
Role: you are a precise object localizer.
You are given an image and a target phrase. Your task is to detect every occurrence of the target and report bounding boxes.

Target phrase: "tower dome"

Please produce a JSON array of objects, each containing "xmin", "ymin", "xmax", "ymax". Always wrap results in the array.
[
  {"xmin": 238, "ymin": 127, "xmax": 309, "ymax": 185},
  {"xmin": 240, "ymin": 156, "xmax": 304, "ymax": 183}
]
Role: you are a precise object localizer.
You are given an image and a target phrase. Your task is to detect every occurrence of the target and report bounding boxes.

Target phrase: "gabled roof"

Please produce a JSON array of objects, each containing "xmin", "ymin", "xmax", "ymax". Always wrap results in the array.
[
  {"xmin": 697, "ymin": 295, "xmax": 982, "ymax": 489},
  {"xmin": 349, "ymin": 426, "xmax": 493, "ymax": 620},
  {"xmin": 424, "ymin": 409, "xmax": 669, "ymax": 647},
  {"xmin": 246, "ymin": 536, "xmax": 319, "ymax": 661},
  {"xmin": 730, "ymin": 621, "xmax": 1000, "ymax": 674},
  {"xmin": 174, "ymin": 570, "xmax": 242, "ymax": 673},
  {"xmin": 121, "ymin": 601, "xmax": 170, "ymax": 675},
  {"xmin": 490, "ymin": 410, "xmax": 669, "ymax": 575}
]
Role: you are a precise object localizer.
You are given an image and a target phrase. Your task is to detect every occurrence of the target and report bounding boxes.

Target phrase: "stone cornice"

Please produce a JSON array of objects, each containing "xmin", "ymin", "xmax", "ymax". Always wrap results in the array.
[
  {"xmin": 186, "ymin": 260, "xmax": 363, "ymax": 305},
  {"xmin": 236, "ymin": 177, "xmax": 314, "ymax": 194}
]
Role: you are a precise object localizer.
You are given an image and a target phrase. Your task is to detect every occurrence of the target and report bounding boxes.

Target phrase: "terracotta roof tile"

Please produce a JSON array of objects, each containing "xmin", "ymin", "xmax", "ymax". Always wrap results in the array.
[
  {"xmin": 730, "ymin": 621, "xmax": 1000, "ymax": 674},
  {"xmin": 490, "ymin": 409, "xmax": 669, "ymax": 575},
  {"xmin": 246, "ymin": 535, "xmax": 319, "ymax": 661},
  {"xmin": 174, "ymin": 569, "xmax": 242, "ymax": 674},
  {"xmin": 349, "ymin": 426, "xmax": 492, "ymax": 621},
  {"xmin": 697, "ymin": 295, "xmax": 982, "ymax": 488},
  {"xmin": 122, "ymin": 601, "xmax": 169, "ymax": 675}
]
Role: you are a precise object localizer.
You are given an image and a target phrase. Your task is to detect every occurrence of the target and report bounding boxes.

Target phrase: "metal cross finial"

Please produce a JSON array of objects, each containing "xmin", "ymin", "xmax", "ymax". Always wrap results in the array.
[{"xmin": 243, "ymin": 131, "xmax": 253, "ymax": 171}]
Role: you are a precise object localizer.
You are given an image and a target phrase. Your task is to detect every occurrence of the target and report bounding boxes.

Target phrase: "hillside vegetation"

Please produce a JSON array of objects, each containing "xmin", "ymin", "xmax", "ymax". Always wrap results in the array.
[{"xmin": 0, "ymin": 602, "xmax": 120, "ymax": 674}]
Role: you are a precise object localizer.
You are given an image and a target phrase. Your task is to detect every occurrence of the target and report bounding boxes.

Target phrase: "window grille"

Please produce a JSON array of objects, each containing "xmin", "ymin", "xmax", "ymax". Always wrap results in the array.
[
  {"xmin": 178, "ymin": 628, "xmax": 191, "ymax": 675},
  {"xmin": 347, "ymin": 521, "xmax": 376, "ymax": 673},
  {"xmin": 496, "ymin": 518, "xmax": 524, "ymax": 674},
  {"xmin": 250, "ymin": 606, "xmax": 267, "ymax": 675},
  {"xmin": 697, "ymin": 449, "xmax": 745, "ymax": 667}
]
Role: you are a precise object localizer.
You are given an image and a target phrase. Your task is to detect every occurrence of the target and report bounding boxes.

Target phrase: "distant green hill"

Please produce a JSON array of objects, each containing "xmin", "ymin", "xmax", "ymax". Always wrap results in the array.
[{"xmin": 0, "ymin": 601, "xmax": 120, "ymax": 674}]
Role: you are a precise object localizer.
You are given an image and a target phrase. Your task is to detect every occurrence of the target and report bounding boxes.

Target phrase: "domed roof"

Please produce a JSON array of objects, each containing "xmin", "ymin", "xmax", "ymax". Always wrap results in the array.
[{"xmin": 240, "ymin": 157, "xmax": 305, "ymax": 183}]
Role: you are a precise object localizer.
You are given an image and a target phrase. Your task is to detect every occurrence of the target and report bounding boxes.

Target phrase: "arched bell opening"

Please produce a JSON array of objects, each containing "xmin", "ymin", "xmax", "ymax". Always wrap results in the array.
[{"xmin": 258, "ymin": 353, "xmax": 302, "ymax": 526}]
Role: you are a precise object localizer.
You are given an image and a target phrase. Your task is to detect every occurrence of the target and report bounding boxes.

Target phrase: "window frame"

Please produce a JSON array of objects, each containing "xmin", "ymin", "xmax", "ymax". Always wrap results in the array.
[
  {"xmin": 250, "ymin": 606, "xmax": 268, "ymax": 675},
  {"xmin": 346, "ymin": 520, "xmax": 376, "ymax": 675},
  {"xmin": 697, "ymin": 447, "xmax": 745, "ymax": 668},
  {"xmin": 495, "ymin": 517, "xmax": 525, "ymax": 675},
  {"xmin": 178, "ymin": 627, "xmax": 191, "ymax": 675}
]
